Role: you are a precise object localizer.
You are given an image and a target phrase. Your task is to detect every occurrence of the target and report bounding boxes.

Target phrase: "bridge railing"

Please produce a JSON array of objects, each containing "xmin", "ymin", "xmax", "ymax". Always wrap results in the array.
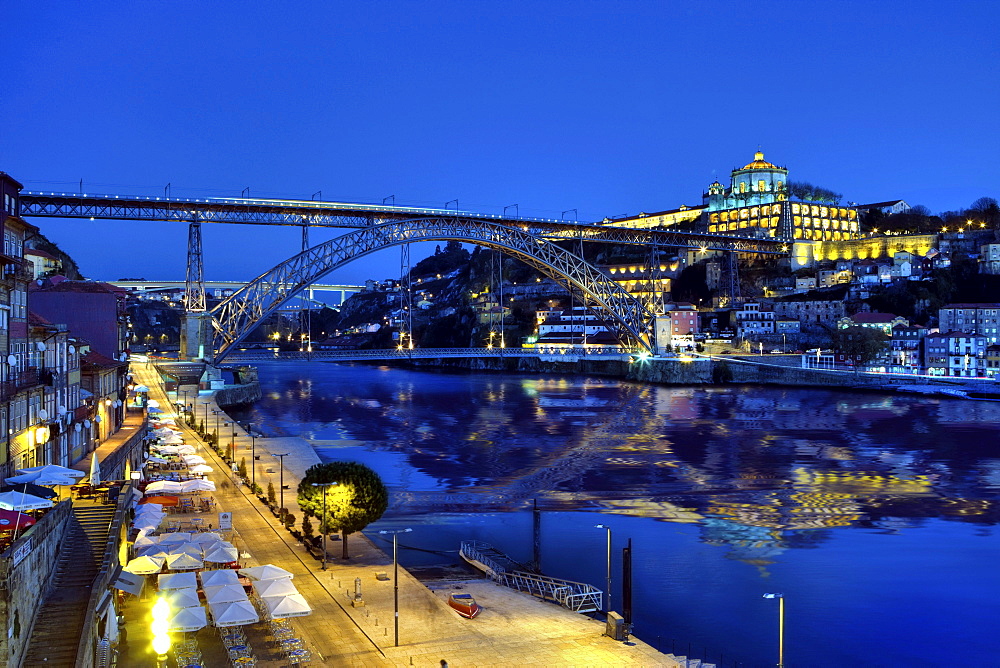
[
  {"xmin": 223, "ymin": 347, "xmax": 545, "ymax": 361},
  {"xmin": 459, "ymin": 540, "xmax": 601, "ymax": 614}
]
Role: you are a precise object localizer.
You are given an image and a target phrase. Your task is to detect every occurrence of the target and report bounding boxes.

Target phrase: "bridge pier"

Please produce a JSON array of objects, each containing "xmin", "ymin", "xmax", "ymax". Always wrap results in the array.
[{"xmin": 180, "ymin": 311, "xmax": 216, "ymax": 363}]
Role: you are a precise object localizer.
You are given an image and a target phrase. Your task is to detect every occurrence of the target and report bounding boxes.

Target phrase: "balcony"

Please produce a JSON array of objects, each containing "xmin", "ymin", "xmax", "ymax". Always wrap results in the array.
[
  {"xmin": 0, "ymin": 259, "xmax": 32, "ymax": 285},
  {"xmin": 0, "ymin": 367, "xmax": 42, "ymax": 401}
]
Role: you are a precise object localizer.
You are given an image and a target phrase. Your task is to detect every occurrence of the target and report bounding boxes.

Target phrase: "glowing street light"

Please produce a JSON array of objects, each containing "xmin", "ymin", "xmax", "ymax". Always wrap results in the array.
[{"xmin": 763, "ymin": 593, "xmax": 785, "ymax": 667}]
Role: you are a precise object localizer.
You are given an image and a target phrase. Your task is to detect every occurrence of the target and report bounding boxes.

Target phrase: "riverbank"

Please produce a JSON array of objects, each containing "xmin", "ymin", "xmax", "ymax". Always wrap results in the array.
[
  {"xmin": 387, "ymin": 352, "xmax": 1000, "ymax": 397},
  {"xmin": 138, "ymin": 363, "xmax": 681, "ymax": 666}
]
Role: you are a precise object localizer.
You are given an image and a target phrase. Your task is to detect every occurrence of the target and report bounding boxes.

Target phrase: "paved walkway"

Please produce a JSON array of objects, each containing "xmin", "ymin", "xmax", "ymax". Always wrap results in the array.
[{"xmin": 127, "ymin": 362, "xmax": 679, "ymax": 667}]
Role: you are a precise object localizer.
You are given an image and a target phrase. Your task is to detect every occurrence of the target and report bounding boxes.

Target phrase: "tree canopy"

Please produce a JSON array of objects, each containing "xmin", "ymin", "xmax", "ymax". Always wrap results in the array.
[
  {"xmin": 297, "ymin": 461, "xmax": 388, "ymax": 559},
  {"xmin": 786, "ymin": 181, "xmax": 842, "ymax": 204},
  {"xmin": 830, "ymin": 326, "xmax": 888, "ymax": 368}
]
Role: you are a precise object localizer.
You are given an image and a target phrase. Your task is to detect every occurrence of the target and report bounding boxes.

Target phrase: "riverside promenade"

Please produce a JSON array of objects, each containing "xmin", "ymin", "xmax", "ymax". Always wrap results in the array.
[{"xmin": 128, "ymin": 362, "xmax": 680, "ymax": 667}]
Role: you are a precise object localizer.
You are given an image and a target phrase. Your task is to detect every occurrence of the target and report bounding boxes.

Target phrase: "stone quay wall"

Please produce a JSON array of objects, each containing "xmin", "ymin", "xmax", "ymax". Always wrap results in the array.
[{"xmin": 0, "ymin": 499, "xmax": 73, "ymax": 667}]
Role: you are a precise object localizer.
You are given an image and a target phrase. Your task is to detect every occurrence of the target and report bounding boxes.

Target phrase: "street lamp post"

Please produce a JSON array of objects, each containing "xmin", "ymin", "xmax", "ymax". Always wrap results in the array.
[
  {"xmin": 595, "ymin": 524, "xmax": 612, "ymax": 613},
  {"xmin": 274, "ymin": 453, "xmax": 289, "ymax": 515},
  {"xmin": 212, "ymin": 409, "xmax": 221, "ymax": 442},
  {"xmin": 763, "ymin": 593, "xmax": 785, "ymax": 667},
  {"xmin": 244, "ymin": 422, "xmax": 256, "ymax": 486},
  {"xmin": 378, "ymin": 528, "xmax": 413, "ymax": 647},
  {"xmin": 230, "ymin": 422, "xmax": 237, "ymax": 460},
  {"xmin": 311, "ymin": 482, "xmax": 338, "ymax": 570}
]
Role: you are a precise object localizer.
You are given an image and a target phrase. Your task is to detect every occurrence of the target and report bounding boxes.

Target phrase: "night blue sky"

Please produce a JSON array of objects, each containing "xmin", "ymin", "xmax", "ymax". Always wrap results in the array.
[{"xmin": 2, "ymin": 1, "xmax": 998, "ymax": 284}]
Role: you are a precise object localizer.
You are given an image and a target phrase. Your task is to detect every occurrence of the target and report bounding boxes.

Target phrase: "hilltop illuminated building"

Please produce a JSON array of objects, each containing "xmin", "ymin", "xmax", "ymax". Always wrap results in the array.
[
  {"xmin": 703, "ymin": 151, "xmax": 861, "ymax": 242},
  {"xmin": 610, "ymin": 150, "xmax": 864, "ymax": 244}
]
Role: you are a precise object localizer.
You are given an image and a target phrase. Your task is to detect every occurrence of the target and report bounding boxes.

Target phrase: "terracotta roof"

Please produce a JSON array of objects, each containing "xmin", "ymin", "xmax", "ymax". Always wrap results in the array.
[
  {"xmin": 27, "ymin": 311, "xmax": 54, "ymax": 326},
  {"xmin": 32, "ymin": 280, "xmax": 118, "ymax": 295},
  {"xmin": 25, "ymin": 248, "xmax": 58, "ymax": 260},
  {"xmin": 81, "ymin": 350, "xmax": 126, "ymax": 369},
  {"xmin": 932, "ymin": 331, "xmax": 984, "ymax": 339}
]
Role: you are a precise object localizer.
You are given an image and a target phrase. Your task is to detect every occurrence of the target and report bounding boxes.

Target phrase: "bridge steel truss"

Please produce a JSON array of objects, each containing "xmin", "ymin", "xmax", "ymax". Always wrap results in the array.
[
  {"xmin": 18, "ymin": 191, "xmax": 788, "ymax": 254},
  {"xmin": 212, "ymin": 218, "xmax": 663, "ymax": 361}
]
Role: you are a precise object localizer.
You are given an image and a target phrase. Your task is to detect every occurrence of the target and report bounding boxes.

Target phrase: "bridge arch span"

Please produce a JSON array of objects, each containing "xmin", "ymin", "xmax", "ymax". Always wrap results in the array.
[{"xmin": 211, "ymin": 217, "xmax": 656, "ymax": 360}]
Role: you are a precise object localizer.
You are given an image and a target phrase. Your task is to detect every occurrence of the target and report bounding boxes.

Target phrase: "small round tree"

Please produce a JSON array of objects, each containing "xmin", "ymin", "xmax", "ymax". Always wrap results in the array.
[{"xmin": 297, "ymin": 461, "xmax": 388, "ymax": 560}]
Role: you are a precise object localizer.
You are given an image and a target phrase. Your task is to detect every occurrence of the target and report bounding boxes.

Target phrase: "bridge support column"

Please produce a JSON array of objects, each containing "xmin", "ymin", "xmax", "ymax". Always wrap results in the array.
[{"xmin": 180, "ymin": 311, "xmax": 215, "ymax": 363}]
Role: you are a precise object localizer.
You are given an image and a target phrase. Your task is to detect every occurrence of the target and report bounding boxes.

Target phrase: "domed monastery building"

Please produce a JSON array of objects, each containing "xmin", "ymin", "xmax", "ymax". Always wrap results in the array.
[{"xmin": 611, "ymin": 150, "xmax": 862, "ymax": 243}]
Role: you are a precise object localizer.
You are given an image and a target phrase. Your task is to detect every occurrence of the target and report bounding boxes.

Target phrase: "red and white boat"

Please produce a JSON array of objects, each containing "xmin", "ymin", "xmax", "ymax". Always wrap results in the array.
[{"xmin": 448, "ymin": 592, "xmax": 481, "ymax": 619}]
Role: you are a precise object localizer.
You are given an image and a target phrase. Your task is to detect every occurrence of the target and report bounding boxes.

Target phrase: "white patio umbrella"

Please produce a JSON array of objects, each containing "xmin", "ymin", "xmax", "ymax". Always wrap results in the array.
[
  {"xmin": 123, "ymin": 555, "xmax": 165, "ymax": 575},
  {"xmin": 15, "ymin": 464, "xmax": 86, "ymax": 480},
  {"xmin": 261, "ymin": 593, "xmax": 312, "ymax": 619},
  {"xmin": 180, "ymin": 479, "xmax": 215, "ymax": 493},
  {"xmin": 147, "ymin": 406, "xmax": 164, "ymax": 414},
  {"xmin": 158, "ymin": 571, "xmax": 198, "ymax": 591},
  {"xmin": 158, "ymin": 418, "xmax": 176, "ymax": 425},
  {"xmin": 0, "ymin": 491, "xmax": 54, "ymax": 511},
  {"xmin": 209, "ymin": 599, "xmax": 259, "ymax": 627},
  {"xmin": 144, "ymin": 455, "xmax": 169, "ymax": 465},
  {"xmin": 188, "ymin": 464, "xmax": 214, "ymax": 474},
  {"xmin": 203, "ymin": 584, "xmax": 248, "ymax": 604},
  {"xmin": 238, "ymin": 565, "xmax": 293, "ymax": 581},
  {"xmin": 146, "ymin": 399, "xmax": 160, "ymax": 408},
  {"xmin": 88, "ymin": 453, "xmax": 102, "ymax": 486},
  {"xmin": 199, "ymin": 568, "xmax": 240, "ymax": 587},
  {"xmin": 181, "ymin": 455, "xmax": 206, "ymax": 466},
  {"xmin": 5, "ymin": 471, "xmax": 76, "ymax": 486},
  {"xmin": 167, "ymin": 542, "xmax": 203, "ymax": 558},
  {"xmin": 254, "ymin": 577, "xmax": 299, "ymax": 598},
  {"xmin": 145, "ymin": 481, "xmax": 182, "ymax": 494},
  {"xmin": 155, "ymin": 445, "xmax": 179, "ymax": 455},
  {"xmin": 132, "ymin": 516, "xmax": 162, "ymax": 531},
  {"xmin": 176, "ymin": 444, "xmax": 197, "ymax": 455},
  {"xmin": 165, "ymin": 552, "xmax": 203, "ymax": 571},
  {"xmin": 160, "ymin": 434, "xmax": 183, "ymax": 444},
  {"xmin": 163, "ymin": 586, "xmax": 202, "ymax": 610},
  {"xmin": 133, "ymin": 534, "xmax": 160, "ymax": 550},
  {"xmin": 134, "ymin": 507, "xmax": 164, "ymax": 519},
  {"xmin": 168, "ymin": 605, "xmax": 208, "ymax": 633},
  {"xmin": 158, "ymin": 532, "xmax": 194, "ymax": 544},
  {"xmin": 135, "ymin": 544, "xmax": 170, "ymax": 559},
  {"xmin": 190, "ymin": 532, "xmax": 223, "ymax": 545},
  {"xmin": 203, "ymin": 543, "xmax": 238, "ymax": 564}
]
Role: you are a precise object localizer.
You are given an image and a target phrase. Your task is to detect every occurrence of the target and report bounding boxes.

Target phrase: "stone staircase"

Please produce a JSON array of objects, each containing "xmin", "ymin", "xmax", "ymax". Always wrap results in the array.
[{"xmin": 22, "ymin": 503, "xmax": 117, "ymax": 667}]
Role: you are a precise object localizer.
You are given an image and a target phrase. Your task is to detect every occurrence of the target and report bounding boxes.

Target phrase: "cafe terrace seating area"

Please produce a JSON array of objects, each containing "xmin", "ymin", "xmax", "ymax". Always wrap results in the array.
[{"xmin": 117, "ymin": 407, "xmax": 314, "ymax": 666}]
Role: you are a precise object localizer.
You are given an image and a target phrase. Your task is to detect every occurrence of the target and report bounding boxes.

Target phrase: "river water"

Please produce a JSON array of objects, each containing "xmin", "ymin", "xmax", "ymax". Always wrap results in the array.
[{"xmin": 235, "ymin": 362, "xmax": 999, "ymax": 667}]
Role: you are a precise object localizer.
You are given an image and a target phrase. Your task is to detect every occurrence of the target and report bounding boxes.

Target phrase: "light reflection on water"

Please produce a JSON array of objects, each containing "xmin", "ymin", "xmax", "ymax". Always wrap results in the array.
[{"xmin": 235, "ymin": 362, "xmax": 1000, "ymax": 667}]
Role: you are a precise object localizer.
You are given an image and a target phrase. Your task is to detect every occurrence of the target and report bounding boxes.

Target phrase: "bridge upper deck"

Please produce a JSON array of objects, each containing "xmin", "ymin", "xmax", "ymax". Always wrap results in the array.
[{"xmin": 19, "ymin": 191, "xmax": 789, "ymax": 253}]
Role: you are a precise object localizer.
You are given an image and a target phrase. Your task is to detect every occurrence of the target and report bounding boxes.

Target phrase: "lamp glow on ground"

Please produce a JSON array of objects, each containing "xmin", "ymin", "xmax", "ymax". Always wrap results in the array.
[{"xmin": 151, "ymin": 596, "xmax": 172, "ymax": 666}]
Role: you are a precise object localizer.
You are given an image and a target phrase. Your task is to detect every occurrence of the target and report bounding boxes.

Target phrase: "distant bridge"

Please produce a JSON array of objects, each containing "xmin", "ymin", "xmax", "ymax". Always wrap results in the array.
[{"xmin": 110, "ymin": 279, "xmax": 362, "ymax": 307}]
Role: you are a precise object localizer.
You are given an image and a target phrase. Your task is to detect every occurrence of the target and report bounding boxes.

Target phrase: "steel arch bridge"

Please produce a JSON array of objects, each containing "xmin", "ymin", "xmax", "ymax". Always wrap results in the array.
[{"xmin": 211, "ymin": 217, "xmax": 659, "ymax": 361}]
